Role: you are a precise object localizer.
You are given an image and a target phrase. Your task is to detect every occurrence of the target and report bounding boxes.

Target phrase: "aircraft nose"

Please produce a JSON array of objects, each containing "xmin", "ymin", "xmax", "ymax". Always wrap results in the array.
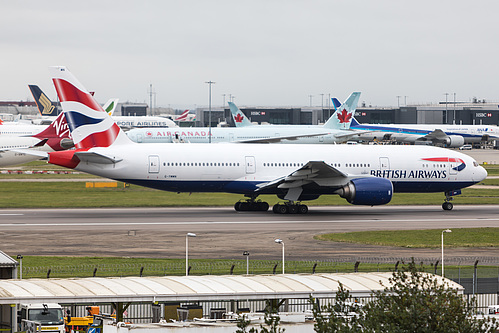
[{"xmin": 475, "ymin": 165, "xmax": 487, "ymax": 182}]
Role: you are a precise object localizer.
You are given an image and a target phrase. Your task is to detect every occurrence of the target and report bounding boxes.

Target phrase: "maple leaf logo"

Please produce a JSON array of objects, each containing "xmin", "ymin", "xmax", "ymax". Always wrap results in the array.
[
  {"xmin": 337, "ymin": 109, "xmax": 352, "ymax": 123},
  {"xmin": 234, "ymin": 113, "xmax": 244, "ymax": 123},
  {"xmin": 146, "ymin": 131, "xmax": 153, "ymax": 137}
]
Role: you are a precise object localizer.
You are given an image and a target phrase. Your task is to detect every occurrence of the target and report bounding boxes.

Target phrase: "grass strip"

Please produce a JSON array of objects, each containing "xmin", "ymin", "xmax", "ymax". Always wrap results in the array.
[
  {"xmin": 13, "ymin": 256, "xmax": 499, "ymax": 279},
  {"xmin": 315, "ymin": 228, "xmax": 499, "ymax": 248}
]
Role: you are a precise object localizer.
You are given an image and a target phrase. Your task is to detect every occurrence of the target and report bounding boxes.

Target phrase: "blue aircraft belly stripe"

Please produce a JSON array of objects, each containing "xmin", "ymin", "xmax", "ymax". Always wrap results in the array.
[
  {"xmin": 351, "ymin": 124, "xmax": 482, "ymax": 139},
  {"xmin": 115, "ymin": 179, "xmax": 478, "ymax": 196}
]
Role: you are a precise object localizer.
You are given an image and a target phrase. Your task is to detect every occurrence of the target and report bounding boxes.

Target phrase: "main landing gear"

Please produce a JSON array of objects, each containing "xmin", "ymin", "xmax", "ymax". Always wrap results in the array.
[
  {"xmin": 272, "ymin": 202, "xmax": 308, "ymax": 214},
  {"xmin": 442, "ymin": 192, "xmax": 454, "ymax": 211},
  {"xmin": 234, "ymin": 199, "xmax": 269, "ymax": 212}
]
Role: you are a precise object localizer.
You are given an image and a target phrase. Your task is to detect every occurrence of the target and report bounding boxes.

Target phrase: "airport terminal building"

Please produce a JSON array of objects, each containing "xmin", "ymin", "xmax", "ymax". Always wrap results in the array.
[{"xmin": 194, "ymin": 101, "xmax": 499, "ymax": 127}]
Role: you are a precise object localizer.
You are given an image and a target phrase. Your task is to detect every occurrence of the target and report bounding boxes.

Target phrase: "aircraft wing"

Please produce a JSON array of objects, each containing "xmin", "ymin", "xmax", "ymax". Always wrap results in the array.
[
  {"xmin": 333, "ymin": 129, "xmax": 379, "ymax": 141},
  {"xmin": 420, "ymin": 129, "xmax": 449, "ymax": 141},
  {"xmin": 254, "ymin": 161, "xmax": 368, "ymax": 201},
  {"xmin": 8, "ymin": 149, "xmax": 49, "ymax": 158},
  {"xmin": 74, "ymin": 151, "xmax": 123, "ymax": 164},
  {"xmin": 235, "ymin": 132, "xmax": 330, "ymax": 143}
]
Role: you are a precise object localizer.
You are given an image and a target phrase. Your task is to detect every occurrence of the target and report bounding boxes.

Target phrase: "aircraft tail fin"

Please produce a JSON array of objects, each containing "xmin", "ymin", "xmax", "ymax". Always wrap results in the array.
[
  {"xmin": 28, "ymin": 85, "xmax": 59, "ymax": 116},
  {"xmin": 331, "ymin": 98, "xmax": 342, "ymax": 110},
  {"xmin": 176, "ymin": 109, "xmax": 190, "ymax": 121},
  {"xmin": 49, "ymin": 66, "xmax": 131, "ymax": 149},
  {"xmin": 103, "ymin": 98, "xmax": 119, "ymax": 116},
  {"xmin": 228, "ymin": 102, "xmax": 253, "ymax": 127},
  {"xmin": 323, "ymin": 92, "xmax": 361, "ymax": 130},
  {"xmin": 32, "ymin": 111, "xmax": 73, "ymax": 151}
]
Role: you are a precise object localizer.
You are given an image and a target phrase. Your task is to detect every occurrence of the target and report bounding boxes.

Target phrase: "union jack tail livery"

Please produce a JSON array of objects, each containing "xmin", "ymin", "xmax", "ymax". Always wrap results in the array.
[
  {"xmin": 49, "ymin": 66, "xmax": 130, "ymax": 149},
  {"xmin": 176, "ymin": 109, "xmax": 190, "ymax": 121},
  {"xmin": 323, "ymin": 92, "xmax": 360, "ymax": 130}
]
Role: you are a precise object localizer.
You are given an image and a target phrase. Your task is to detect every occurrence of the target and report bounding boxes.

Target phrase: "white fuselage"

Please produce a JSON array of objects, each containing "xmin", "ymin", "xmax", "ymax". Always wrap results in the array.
[
  {"xmin": 113, "ymin": 116, "xmax": 176, "ymax": 128},
  {"xmin": 126, "ymin": 126, "xmax": 348, "ymax": 144},
  {"xmin": 352, "ymin": 122, "xmax": 499, "ymax": 143},
  {"xmin": 0, "ymin": 136, "xmax": 54, "ymax": 166},
  {"xmin": 62, "ymin": 143, "xmax": 486, "ymax": 197}
]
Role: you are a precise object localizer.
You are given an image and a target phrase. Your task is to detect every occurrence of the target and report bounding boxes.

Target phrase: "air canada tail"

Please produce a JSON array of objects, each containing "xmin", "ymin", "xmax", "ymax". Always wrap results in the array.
[
  {"xmin": 228, "ymin": 102, "xmax": 253, "ymax": 127},
  {"xmin": 323, "ymin": 92, "xmax": 360, "ymax": 130},
  {"xmin": 29, "ymin": 84, "xmax": 59, "ymax": 116},
  {"xmin": 49, "ymin": 66, "xmax": 131, "ymax": 149}
]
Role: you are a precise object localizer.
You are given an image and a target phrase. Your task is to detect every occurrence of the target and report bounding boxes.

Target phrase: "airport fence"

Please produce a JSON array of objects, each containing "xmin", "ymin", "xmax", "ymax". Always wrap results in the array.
[{"xmin": 21, "ymin": 257, "xmax": 499, "ymax": 294}]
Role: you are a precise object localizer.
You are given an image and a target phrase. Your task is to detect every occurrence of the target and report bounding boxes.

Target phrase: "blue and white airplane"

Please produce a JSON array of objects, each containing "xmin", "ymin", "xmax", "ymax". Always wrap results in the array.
[
  {"xmin": 125, "ymin": 94, "xmax": 362, "ymax": 144},
  {"xmin": 330, "ymin": 98, "xmax": 499, "ymax": 146},
  {"xmin": 21, "ymin": 66, "xmax": 487, "ymax": 214}
]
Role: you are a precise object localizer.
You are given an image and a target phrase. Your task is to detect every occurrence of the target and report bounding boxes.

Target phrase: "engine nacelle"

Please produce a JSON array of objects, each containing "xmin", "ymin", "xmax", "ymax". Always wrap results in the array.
[
  {"xmin": 336, "ymin": 177, "xmax": 393, "ymax": 205},
  {"xmin": 444, "ymin": 135, "xmax": 465, "ymax": 148}
]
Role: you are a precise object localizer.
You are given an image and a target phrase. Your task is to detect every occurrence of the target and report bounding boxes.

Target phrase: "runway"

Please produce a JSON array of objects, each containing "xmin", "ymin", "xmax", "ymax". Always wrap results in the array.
[{"xmin": 1, "ymin": 205, "xmax": 498, "ymax": 263}]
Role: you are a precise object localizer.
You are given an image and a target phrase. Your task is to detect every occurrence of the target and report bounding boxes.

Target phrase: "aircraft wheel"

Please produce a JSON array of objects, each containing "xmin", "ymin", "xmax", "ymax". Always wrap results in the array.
[
  {"xmin": 442, "ymin": 202, "xmax": 453, "ymax": 211},
  {"xmin": 298, "ymin": 204, "xmax": 308, "ymax": 214},
  {"xmin": 273, "ymin": 204, "xmax": 280, "ymax": 213},
  {"xmin": 258, "ymin": 202, "xmax": 269, "ymax": 211},
  {"xmin": 234, "ymin": 202, "xmax": 242, "ymax": 211},
  {"xmin": 288, "ymin": 205, "xmax": 298, "ymax": 214},
  {"xmin": 274, "ymin": 204, "xmax": 288, "ymax": 214}
]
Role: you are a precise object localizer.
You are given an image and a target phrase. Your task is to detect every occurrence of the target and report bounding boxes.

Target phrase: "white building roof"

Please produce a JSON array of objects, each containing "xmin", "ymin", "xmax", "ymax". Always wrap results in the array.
[
  {"xmin": 0, "ymin": 250, "xmax": 17, "ymax": 267},
  {"xmin": 0, "ymin": 272, "xmax": 463, "ymax": 304}
]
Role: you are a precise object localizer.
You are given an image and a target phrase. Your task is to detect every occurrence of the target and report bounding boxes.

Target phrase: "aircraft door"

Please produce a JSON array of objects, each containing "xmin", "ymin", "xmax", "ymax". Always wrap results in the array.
[
  {"xmin": 245, "ymin": 156, "xmax": 256, "ymax": 174},
  {"xmin": 449, "ymin": 157, "xmax": 459, "ymax": 175},
  {"xmin": 148, "ymin": 155, "xmax": 160, "ymax": 173},
  {"xmin": 229, "ymin": 133, "xmax": 234, "ymax": 142},
  {"xmin": 137, "ymin": 134, "xmax": 143, "ymax": 143},
  {"xmin": 379, "ymin": 157, "xmax": 390, "ymax": 170}
]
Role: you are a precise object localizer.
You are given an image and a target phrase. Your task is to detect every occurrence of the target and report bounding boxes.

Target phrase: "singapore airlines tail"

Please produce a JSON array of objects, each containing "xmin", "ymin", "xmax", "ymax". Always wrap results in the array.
[
  {"xmin": 49, "ymin": 66, "xmax": 131, "ymax": 149},
  {"xmin": 29, "ymin": 84, "xmax": 59, "ymax": 116}
]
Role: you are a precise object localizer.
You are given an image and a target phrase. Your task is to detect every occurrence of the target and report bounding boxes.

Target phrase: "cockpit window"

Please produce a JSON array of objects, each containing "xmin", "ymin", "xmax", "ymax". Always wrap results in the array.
[{"xmin": 473, "ymin": 161, "xmax": 478, "ymax": 167}]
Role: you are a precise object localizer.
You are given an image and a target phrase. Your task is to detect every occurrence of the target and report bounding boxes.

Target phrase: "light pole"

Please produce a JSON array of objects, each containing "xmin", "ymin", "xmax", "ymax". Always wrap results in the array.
[
  {"xmin": 275, "ymin": 239, "xmax": 285, "ymax": 274},
  {"xmin": 243, "ymin": 251, "xmax": 250, "ymax": 274},
  {"xmin": 186, "ymin": 233, "xmax": 197, "ymax": 276},
  {"xmin": 205, "ymin": 81, "xmax": 215, "ymax": 143},
  {"xmin": 441, "ymin": 229, "xmax": 452, "ymax": 277},
  {"xmin": 17, "ymin": 254, "xmax": 23, "ymax": 279}
]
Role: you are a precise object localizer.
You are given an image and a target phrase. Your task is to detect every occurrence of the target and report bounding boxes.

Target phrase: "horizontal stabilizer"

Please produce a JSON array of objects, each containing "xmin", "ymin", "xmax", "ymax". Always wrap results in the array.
[
  {"xmin": 74, "ymin": 151, "xmax": 123, "ymax": 164},
  {"xmin": 9, "ymin": 149, "xmax": 49, "ymax": 158}
]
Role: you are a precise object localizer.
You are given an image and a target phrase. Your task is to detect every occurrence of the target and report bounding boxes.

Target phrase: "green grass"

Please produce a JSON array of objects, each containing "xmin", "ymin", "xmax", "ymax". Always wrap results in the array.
[
  {"xmin": 0, "ymin": 181, "xmax": 498, "ymax": 208},
  {"xmin": 15, "ymin": 256, "xmax": 499, "ymax": 278},
  {"xmin": 315, "ymin": 228, "xmax": 499, "ymax": 248}
]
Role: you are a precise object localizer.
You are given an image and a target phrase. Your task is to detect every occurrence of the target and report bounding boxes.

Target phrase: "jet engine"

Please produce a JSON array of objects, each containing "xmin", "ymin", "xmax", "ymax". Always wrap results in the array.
[
  {"xmin": 336, "ymin": 177, "xmax": 393, "ymax": 205},
  {"xmin": 59, "ymin": 138, "xmax": 75, "ymax": 150},
  {"xmin": 444, "ymin": 135, "xmax": 465, "ymax": 148}
]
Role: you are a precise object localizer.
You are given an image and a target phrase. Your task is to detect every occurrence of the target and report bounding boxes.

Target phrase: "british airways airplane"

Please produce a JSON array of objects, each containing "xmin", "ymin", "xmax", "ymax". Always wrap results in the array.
[
  {"xmin": 24, "ymin": 66, "xmax": 486, "ymax": 214},
  {"xmin": 125, "ymin": 94, "xmax": 361, "ymax": 144}
]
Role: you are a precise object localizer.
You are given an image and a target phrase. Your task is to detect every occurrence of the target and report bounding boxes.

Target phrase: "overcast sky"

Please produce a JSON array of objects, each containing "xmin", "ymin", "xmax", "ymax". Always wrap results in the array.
[{"xmin": 2, "ymin": 0, "xmax": 498, "ymax": 109}]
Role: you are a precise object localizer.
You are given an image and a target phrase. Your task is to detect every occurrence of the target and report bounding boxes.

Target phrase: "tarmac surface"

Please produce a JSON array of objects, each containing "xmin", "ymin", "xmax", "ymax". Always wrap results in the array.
[{"xmin": 1, "ymin": 205, "xmax": 498, "ymax": 264}]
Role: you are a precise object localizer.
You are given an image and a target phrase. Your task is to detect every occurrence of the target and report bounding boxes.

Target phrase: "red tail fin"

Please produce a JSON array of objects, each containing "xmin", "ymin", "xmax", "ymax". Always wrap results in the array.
[{"xmin": 32, "ymin": 112, "xmax": 72, "ymax": 151}]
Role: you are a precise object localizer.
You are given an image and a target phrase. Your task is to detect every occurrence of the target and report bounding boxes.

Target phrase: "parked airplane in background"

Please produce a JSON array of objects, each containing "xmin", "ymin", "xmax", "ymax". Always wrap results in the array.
[
  {"xmin": 349, "ymin": 119, "xmax": 499, "ymax": 146},
  {"xmin": 331, "ymin": 97, "xmax": 499, "ymax": 146},
  {"xmin": 19, "ymin": 66, "xmax": 486, "ymax": 213},
  {"xmin": 125, "ymin": 94, "xmax": 361, "ymax": 144},
  {"xmin": 0, "ymin": 111, "xmax": 72, "ymax": 166},
  {"xmin": 29, "ymin": 85, "xmax": 177, "ymax": 129},
  {"xmin": 174, "ymin": 109, "xmax": 195, "ymax": 122},
  {"xmin": 229, "ymin": 98, "xmax": 359, "ymax": 131}
]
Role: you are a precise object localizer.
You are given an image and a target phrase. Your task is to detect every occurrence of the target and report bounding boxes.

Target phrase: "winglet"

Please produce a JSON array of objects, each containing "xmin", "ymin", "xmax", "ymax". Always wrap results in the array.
[
  {"xmin": 331, "ymin": 98, "xmax": 342, "ymax": 111},
  {"xmin": 228, "ymin": 102, "xmax": 253, "ymax": 127},
  {"xmin": 323, "ymin": 92, "xmax": 361, "ymax": 130}
]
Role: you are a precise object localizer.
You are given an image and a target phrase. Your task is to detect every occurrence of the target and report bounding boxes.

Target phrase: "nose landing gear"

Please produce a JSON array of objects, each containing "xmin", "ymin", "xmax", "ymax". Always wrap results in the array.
[{"xmin": 442, "ymin": 191, "xmax": 459, "ymax": 211}]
